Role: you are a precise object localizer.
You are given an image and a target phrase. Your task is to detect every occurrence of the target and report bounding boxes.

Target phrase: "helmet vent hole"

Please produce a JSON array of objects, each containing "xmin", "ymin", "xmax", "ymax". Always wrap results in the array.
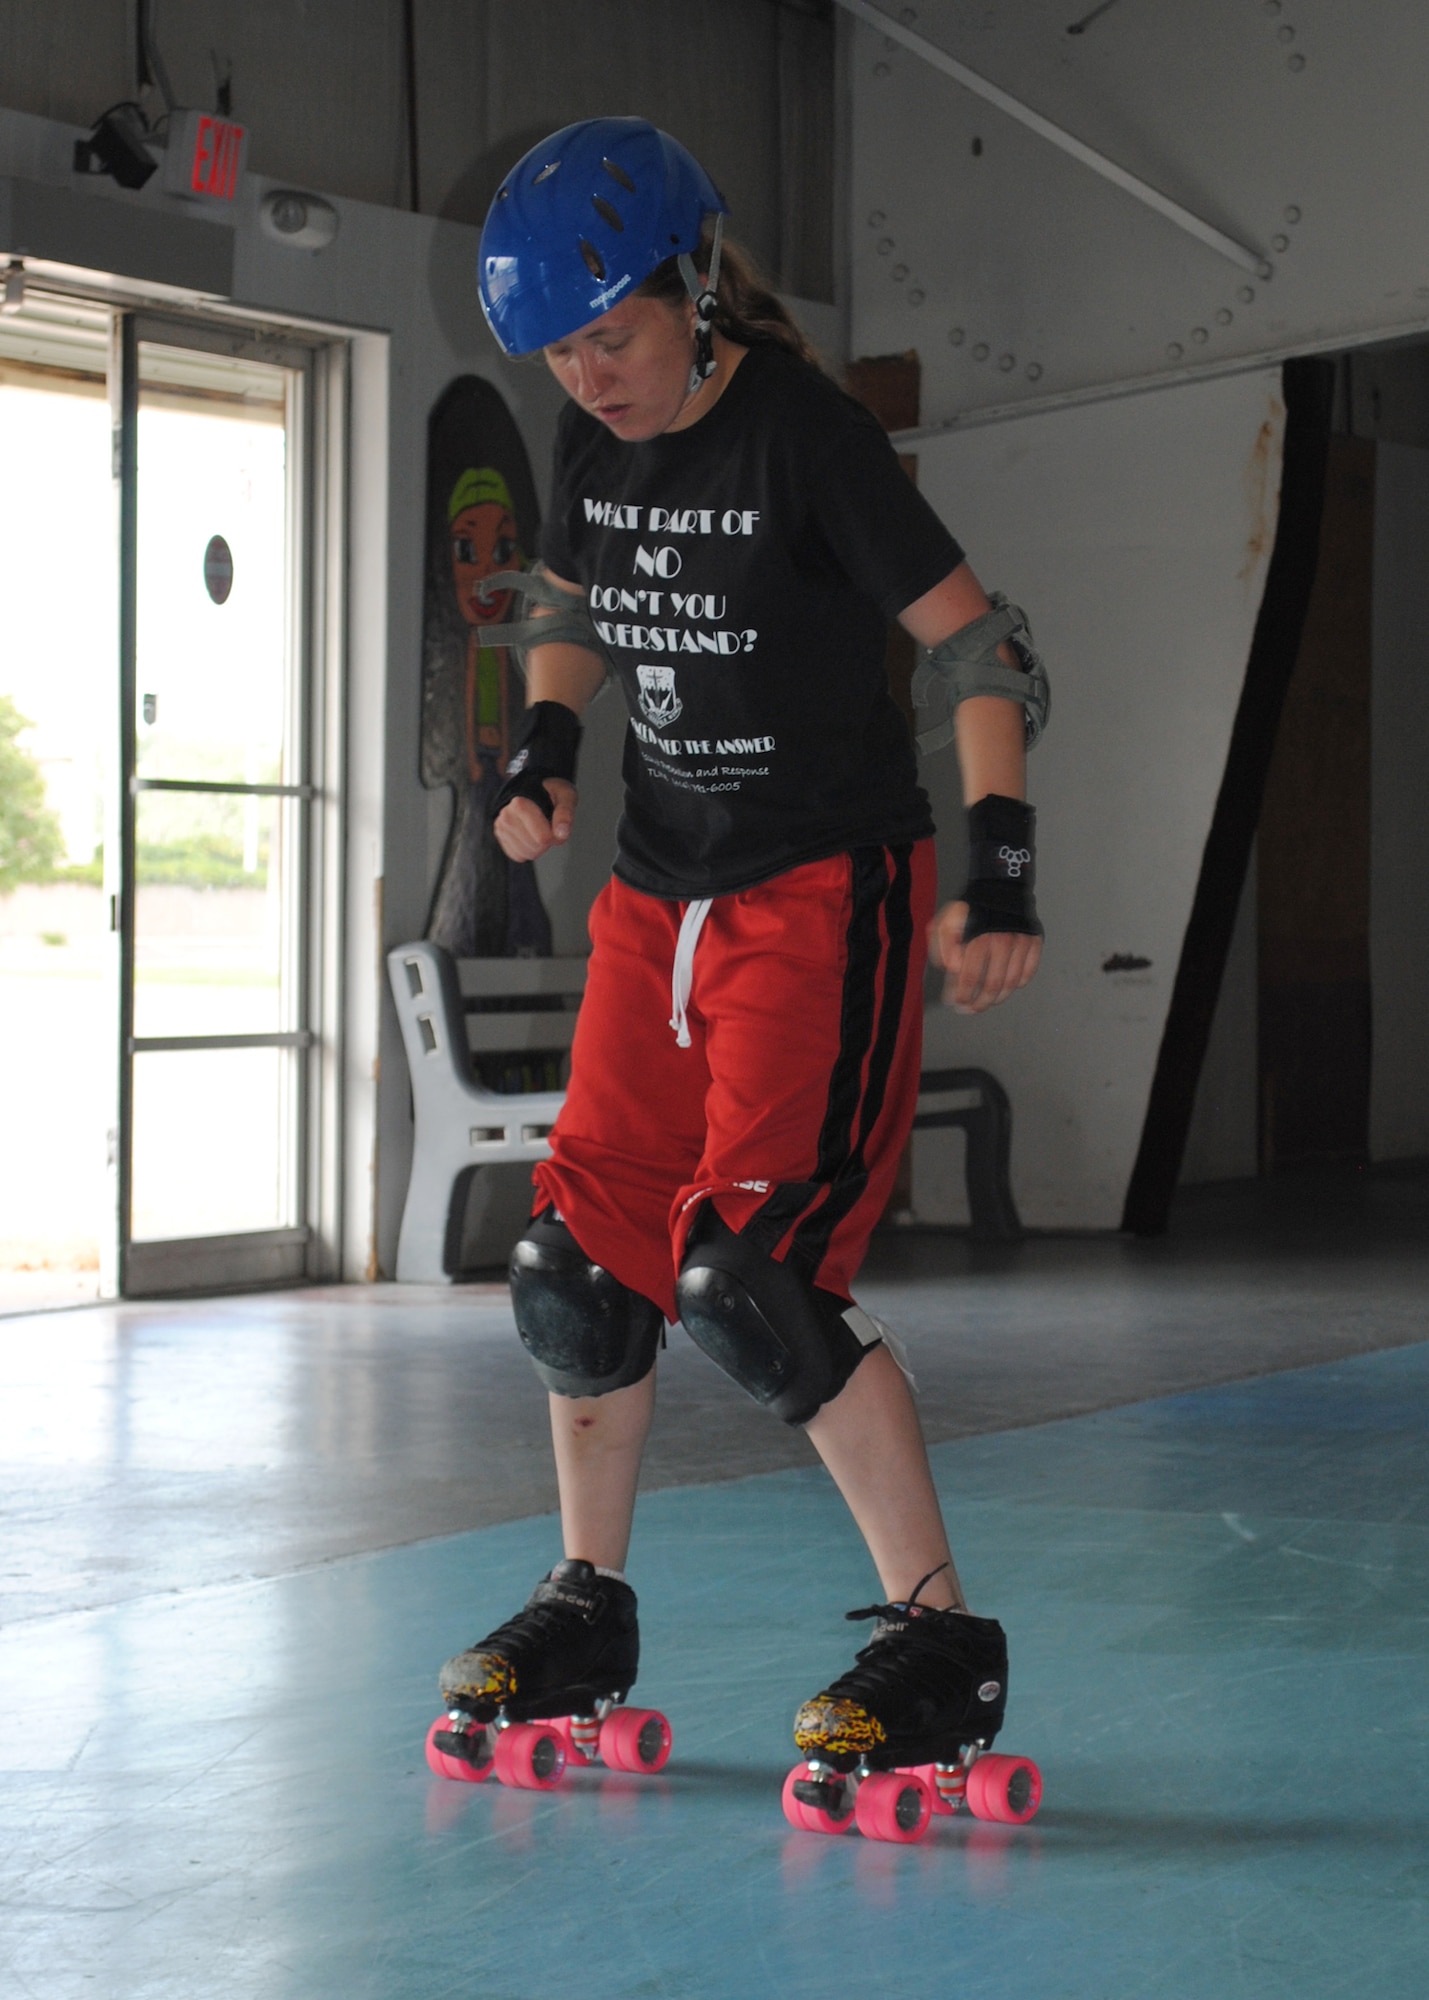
[
  {"xmin": 579, "ymin": 239, "xmax": 607, "ymax": 281},
  {"xmin": 533, "ymin": 160, "xmax": 561, "ymax": 184},
  {"xmin": 602, "ymin": 158, "xmax": 636, "ymax": 193},
  {"xmin": 591, "ymin": 195, "xmax": 624, "ymax": 232}
]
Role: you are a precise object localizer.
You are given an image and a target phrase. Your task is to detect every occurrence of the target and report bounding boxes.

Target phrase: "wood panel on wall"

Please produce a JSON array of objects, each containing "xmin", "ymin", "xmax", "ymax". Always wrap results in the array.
[{"xmin": 1258, "ymin": 435, "xmax": 1374, "ymax": 1168}]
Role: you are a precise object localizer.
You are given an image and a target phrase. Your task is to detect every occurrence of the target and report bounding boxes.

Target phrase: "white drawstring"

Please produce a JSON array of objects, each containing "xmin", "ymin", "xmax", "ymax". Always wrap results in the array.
[{"xmin": 669, "ymin": 897, "xmax": 713, "ymax": 1047}]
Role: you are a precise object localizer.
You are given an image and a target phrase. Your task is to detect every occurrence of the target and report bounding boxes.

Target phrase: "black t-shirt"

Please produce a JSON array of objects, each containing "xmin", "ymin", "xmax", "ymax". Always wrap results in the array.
[{"xmin": 540, "ymin": 343, "xmax": 963, "ymax": 898}]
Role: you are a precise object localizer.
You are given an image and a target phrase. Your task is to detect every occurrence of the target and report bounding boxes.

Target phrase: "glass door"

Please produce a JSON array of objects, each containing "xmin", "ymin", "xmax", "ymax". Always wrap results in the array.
[
  {"xmin": 117, "ymin": 318, "xmax": 316, "ymax": 1294},
  {"xmin": 0, "ymin": 295, "xmax": 114, "ymax": 1312}
]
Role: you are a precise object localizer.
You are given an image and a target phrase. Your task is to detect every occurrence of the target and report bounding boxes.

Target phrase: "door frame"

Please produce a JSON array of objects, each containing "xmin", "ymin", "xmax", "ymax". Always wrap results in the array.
[{"xmin": 108, "ymin": 305, "xmax": 349, "ymax": 1297}]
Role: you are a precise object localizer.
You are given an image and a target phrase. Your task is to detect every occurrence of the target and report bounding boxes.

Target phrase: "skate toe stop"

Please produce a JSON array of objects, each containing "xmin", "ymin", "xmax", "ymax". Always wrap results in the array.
[
  {"xmin": 437, "ymin": 1648, "xmax": 517, "ymax": 1711},
  {"xmin": 793, "ymin": 1696, "xmax": 886, "ymax": 1760}
]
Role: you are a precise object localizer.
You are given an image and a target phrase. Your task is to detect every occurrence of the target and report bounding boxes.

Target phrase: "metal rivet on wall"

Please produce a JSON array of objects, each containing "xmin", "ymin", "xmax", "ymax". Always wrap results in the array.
[
  {"xmin": 877, "ymin": 239, "xmax": 894, "ymax": 256},
  {"xmin": 1167, "ymin": 343, "xmax": 1185, "ymax": 360},
  {"xmin": 1026, "ymin": 363, "xmax": 1043, "ymax": 382},
  {"xmin": 1284, "ymin": 205, "xmax": 1301, "ymax": 224},
  {"xmin": 908, "ymin": 289, "xmax": 925, "ymax": 306},
  {"xmin": 1272, "ymin": 233, "xmax": 1290, "ymax": 252},
  {"xmin": 998, "ymin": 353, "xmax": 1016, "ymax": 371},
  {"xmin": 873, "ymin": 61, "xmax": 891, "ymax": 78},
  {"xmin": 867, "ymin": 211, "xmax": 886, "ymax": 228},
  {"xmin": 1191, "ymin": 327, "xmax": 1209, "ymax": 344},
  {"xmin": 1216, "ymin": 308, "xmax": 1233, "ymax": 324},
  {"xmin": 948, "ymin": 327, "xmax": 966, "ymax": 345},
  {"xmin": 1287, "ymin": 52, "xmax": 1305, "ymax": 70},
  {"xmin": 1277, "ymin": 23, "xmax": 1295, "ymax": 41},
  {"xmin": 891, "ymin": 264, "xmax": 909, "ymax": 281},
  {"xmin": 973, "ymin": 343, "xmax": 990, "ymax": 361},
  {"xmin": 1239, "ymin": 286, "xmax": 1256, "ymax": 303}
]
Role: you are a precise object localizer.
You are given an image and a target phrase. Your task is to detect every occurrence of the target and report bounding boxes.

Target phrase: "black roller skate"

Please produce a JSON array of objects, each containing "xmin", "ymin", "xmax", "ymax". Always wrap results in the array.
[
  {"xmin": 784, "ymin": 1568, "xmax": 1042, "ymax": 1843},
  {"xmin": 425, "ymin": 1560, "xmax": 672, "ymax": 1793}
]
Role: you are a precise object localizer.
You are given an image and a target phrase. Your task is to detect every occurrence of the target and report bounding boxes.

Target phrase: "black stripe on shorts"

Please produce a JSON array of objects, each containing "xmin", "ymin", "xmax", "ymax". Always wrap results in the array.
[{"xmin": 742, "ymin": 845, "xmax": 915, "ymax": 1280}]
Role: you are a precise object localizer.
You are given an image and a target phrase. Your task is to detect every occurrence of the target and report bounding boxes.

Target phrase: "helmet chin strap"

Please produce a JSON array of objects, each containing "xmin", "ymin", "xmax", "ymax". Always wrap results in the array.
[{"xmin": 677, "ymin": 213, "xmax": 724, "ymax": 395}]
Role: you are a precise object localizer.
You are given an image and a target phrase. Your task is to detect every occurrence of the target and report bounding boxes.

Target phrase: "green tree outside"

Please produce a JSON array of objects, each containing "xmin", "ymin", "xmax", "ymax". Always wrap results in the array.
[{"xmin": 0, "ymin": 695, "xmax": 65, "ymax": 893}]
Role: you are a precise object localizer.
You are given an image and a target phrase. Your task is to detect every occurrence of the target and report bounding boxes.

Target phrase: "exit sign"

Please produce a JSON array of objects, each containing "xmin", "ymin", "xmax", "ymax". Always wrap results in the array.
[{"xmin": 162, "ymin": 109, "xmax": 248, "ymax": 203}]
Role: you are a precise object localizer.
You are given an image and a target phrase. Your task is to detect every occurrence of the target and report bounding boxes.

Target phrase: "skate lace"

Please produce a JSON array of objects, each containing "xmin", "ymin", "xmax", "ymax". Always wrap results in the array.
[
  {"xmin": 826, "ymin": 1565, "xmax": 957, "ymax": 1708},
  {"xmin": 474, "ymin": 1588, "xmax": 594, "ymax": 1660}
]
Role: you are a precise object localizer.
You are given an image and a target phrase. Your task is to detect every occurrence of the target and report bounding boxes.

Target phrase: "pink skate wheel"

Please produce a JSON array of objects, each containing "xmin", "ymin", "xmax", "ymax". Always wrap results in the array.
[
  {"xmin": 965, "ymin": 1753, "xmax": 1042, "ymax": 1824},
  {"xmin": 854, "ymin": 1770, "xmax": 934, "ymax": 1844},
  {"xmin": 781, "ymin": 1765, "xmax": 855, "ymax": 1835},
  {"xmin": 425, "ymin": 1715, "xmax": 495, "ymax": 1783},
  {"xmin": 492, "ymin": 1721, "xmax": 567, "ymax": 1790},
  {"xmin": 599, "ymin": 1706, "xmax": 673, "ymax": 1773},
  {"xmin": 897, "ymin": 1763, "xmax": 955, "ymax": 1816}
]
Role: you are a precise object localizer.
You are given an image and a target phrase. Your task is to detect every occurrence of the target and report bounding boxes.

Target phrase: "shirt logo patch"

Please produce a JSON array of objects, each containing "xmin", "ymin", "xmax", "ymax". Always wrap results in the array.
[{"xmin": 637, "ymin": 663, "xmax": 682, "ymax": 729}]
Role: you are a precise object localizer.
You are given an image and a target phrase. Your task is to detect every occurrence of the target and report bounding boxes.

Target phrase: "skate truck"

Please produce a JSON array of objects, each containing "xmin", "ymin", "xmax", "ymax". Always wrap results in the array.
[
  {"xmin": 425, "ymin": 1698, "xmax": 673, "ymax": 1793},
  {"xmin": 782, "ymin": 1741, "xmax": 1043, "ymax": 1844}
]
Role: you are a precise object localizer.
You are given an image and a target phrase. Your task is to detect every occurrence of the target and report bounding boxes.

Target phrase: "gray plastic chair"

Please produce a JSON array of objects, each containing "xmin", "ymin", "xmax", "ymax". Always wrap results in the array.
[
  {"xmin": 387, "ymin": 940, "xmax": 578, "ymax": 1282},
  {"xmin": 912, "ymin": 1067, "xmax": 1023, "ymax": 1242}
]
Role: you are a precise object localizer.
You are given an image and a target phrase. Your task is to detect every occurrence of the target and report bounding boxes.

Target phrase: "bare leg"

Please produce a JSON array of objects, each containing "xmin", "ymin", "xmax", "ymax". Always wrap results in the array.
[
  {"xmin": 548, "ymin": 1370, "xmax": 657, "ymax": 1571},
  {"xmin": 804, "ymin": 1344, "xmax": 967, "ymax": 1611}
]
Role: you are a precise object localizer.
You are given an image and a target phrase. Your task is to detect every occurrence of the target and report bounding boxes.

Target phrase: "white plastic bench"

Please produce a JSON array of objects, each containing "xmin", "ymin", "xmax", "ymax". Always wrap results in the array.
[{"xmin": 387, "ymin": 940, "xmax": 585, "ymax": 1282}]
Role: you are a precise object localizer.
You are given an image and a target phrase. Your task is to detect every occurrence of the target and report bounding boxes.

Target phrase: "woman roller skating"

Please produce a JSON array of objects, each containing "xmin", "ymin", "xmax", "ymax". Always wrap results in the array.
[{"xmin": 427, "ymin": 118, "xmax": 1047, "ymax": 1841}]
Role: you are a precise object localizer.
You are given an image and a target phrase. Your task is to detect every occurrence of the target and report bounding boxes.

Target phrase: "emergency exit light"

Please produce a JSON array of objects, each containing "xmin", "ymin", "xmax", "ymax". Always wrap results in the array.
[{"xmin": 162, "ymin": 109, "xmax": 248, "ymax": 203}]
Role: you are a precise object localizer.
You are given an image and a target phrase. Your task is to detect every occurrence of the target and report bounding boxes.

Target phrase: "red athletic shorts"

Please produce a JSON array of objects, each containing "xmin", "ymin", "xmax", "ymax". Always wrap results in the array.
[{"xmin": 533, "ymin": 839, "xmax": 936, "ymax": 1322}]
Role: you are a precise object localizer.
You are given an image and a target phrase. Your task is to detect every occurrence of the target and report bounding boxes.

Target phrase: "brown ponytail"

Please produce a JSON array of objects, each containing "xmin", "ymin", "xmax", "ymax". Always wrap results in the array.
[{"xmin": 636, "ymin": 222, "xmax": 827, "ymax": 373}]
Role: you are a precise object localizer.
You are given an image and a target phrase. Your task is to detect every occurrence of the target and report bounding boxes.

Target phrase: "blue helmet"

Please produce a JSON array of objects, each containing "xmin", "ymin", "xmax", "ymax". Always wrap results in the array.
[{"xmin": 479, "ymin": 118, "xmax": 728, "ymax": 357}]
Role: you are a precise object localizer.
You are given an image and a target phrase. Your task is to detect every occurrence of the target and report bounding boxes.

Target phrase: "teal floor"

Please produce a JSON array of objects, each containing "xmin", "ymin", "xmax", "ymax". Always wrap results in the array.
[{"xmin": 3, "ymin": 1341, "xmax": 1427, "ymax": 1999}]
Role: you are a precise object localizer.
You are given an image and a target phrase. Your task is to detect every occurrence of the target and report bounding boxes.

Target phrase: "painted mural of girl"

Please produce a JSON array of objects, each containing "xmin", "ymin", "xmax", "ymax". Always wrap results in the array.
[
  {"xmin": 448, "ymin": 464, "xmax": 519, "ymax": 771},
  {"xmin": 422, "ymin": 379, "xmax": 552, "ymax": 964}
]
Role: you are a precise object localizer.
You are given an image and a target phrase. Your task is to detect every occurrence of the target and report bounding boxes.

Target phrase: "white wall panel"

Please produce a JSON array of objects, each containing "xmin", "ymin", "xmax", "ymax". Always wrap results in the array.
[
  {"xmin": 912, "ymin": 369, "xmax": 1282, "ymax": 1226},
  {"xmin": 848, "ymin": 0, "xmax": 1429, "ymax": 430}
]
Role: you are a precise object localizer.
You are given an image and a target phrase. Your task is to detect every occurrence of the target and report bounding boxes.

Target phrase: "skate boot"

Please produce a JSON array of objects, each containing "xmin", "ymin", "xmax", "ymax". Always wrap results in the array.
[
  {"xmin": 783, "ymin": 1569, "xmax": 1041, "ymax": 1843},
  {"xmin": 426, "ymin": 1560, "xmax": 672, "ymax": 1792}
]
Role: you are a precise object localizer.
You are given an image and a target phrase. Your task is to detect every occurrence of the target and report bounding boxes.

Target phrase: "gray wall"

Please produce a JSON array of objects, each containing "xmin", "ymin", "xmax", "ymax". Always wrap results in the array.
[
  {"xmin": 0, "ymin": 0, "xmax": 834, "ymax": 299},
  {"xmin": 8, "ymin": 2, "xmax": 1429, "ymax": 1263},
  {"xmin": 0, "ymin": 12, "xmax": 835, "ymax": 1275},
  {"xmin": 908, "ymin": 369, "xmax": 1282, "ymax": 1227},
  {"xmin": 848, "ymin": 0, "xmax": 1429, "ymax": 428},
  {"xmin": 1178, "ymin": 395, "xmax": 1429, "ymax": 1186},
  {"xmin": 846, "ymin": 2, "xmax": 1429, "ymax": 1224}
]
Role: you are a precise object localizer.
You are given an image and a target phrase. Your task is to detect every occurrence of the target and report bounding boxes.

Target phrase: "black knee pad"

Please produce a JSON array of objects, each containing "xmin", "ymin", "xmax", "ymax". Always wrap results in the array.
[
  {"xmin": 675, "ymin": 1207, "xmax": 880, "ymax": 1427},
  {"xmin": 510, "ymin": 1213, "xmax": 663, "ymax": 1399}
]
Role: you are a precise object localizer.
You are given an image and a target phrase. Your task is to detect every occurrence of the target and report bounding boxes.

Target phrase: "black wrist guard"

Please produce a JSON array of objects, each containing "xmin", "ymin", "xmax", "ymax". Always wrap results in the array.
[
  {"xmin": 490, "ymin": 701, "xmax": 582, "ymax": 822},
  {"xmin": 960, "ymin": 793, "xmax": 1043, "ymax": 943}
]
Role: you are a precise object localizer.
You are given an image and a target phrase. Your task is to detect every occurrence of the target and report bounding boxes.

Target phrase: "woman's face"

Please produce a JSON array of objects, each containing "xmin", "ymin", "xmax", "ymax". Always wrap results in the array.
[
  {"xmin": 450, "ymin": 502, "xmax": 520, "ymax": 627},
  {"xmin": 544, "ymin": 294, "xmax": 696, "ymax": 441}
]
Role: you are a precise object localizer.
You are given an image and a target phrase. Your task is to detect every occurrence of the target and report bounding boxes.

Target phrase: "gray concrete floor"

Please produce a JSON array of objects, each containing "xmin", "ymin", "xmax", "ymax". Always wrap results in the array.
[{"xmin": 2, "ymin": 1167, "xmax": 1425, "ymax": 1629}]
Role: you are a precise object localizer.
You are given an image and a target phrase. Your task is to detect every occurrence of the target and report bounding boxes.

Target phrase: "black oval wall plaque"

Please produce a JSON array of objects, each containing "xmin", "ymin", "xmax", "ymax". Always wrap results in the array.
[{"xmin": 203, "ymin": 535, "xmax": 234, "ymax": 604}]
